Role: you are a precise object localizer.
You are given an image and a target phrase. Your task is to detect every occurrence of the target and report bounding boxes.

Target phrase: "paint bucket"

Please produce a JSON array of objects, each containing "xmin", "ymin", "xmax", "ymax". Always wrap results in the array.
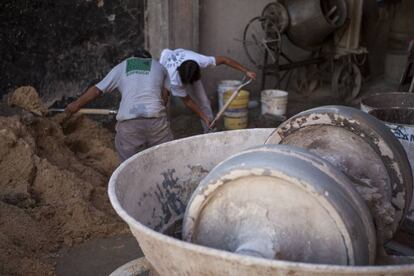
[
  {"xmin": 261, "ymin": 90, "xmax": 288, "ymax": 118},
  {"xmin": 223, "ymin": 90, "xmax": 249, "ymax": 130},
  {"xmin": 217, "ymin": 80, "xmax": 242, "ymax": 109}
]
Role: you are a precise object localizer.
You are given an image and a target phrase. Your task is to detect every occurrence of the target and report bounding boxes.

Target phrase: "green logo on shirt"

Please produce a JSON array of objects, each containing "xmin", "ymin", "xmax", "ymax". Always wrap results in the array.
[{"xmin": 126, "ymin": 58, "xmax": 152, "ymax": 76}]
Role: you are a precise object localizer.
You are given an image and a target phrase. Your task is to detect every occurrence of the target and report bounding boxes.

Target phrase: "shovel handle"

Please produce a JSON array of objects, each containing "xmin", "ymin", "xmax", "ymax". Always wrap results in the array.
[
  {"xmin": 77, "ymin": 108, "xmax": 117, "ymax": 115},
  {"xmin": 48, "ymin": 108, "xmax": 117, "ymax": 115}
]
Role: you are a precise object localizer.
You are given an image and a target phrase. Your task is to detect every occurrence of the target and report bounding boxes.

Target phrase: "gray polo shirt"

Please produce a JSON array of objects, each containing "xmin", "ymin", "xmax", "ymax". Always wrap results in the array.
[{"xmin": 96, "ymin": 57, "xmax": 170, "ymax": 121}]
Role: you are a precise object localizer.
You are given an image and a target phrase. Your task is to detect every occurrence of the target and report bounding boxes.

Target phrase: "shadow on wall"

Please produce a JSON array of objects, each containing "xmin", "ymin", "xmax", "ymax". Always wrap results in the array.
[{"xmin": 0, "ymin": 0, "xmax": 145, "ymax": 104}]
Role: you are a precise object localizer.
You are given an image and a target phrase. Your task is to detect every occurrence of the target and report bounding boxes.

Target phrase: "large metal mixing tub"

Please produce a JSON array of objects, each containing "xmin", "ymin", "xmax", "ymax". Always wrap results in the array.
[{"xmin": 109, "ymin": 129, "xmax": 414, "ymax": 275}]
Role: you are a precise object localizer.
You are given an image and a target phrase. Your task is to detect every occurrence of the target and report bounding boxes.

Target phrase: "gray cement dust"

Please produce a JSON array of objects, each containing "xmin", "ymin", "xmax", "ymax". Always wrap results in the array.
[{"xmin": 157, "ymin": 165, "xmax": 209, "ymax": 237}]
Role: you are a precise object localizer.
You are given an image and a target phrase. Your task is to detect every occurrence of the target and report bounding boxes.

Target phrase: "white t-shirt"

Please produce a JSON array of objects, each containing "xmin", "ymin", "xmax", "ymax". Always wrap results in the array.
[
  {"xmin": 96, "ymin": 58, "xmax": 169, "ymax": 121},
  {"xmin": 160, "ymin": 49, "xmax": 216, "ymax": 97}
]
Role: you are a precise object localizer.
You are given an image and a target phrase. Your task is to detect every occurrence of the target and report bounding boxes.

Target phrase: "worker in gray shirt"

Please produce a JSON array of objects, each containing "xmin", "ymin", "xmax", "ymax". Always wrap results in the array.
[{"xmin": 65, "ymin": 49, "xmax": 209, "ymax": 161}]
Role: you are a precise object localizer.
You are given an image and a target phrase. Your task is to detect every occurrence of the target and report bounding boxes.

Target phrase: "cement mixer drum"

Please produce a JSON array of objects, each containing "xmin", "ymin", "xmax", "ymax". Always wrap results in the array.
[
  {"xmin": 285, "ymin": 0, "xmax": 347, "ymax": 49},
  {"xmin": 183, "ymin": 145, "xmax": 376, "ymax": 265}
]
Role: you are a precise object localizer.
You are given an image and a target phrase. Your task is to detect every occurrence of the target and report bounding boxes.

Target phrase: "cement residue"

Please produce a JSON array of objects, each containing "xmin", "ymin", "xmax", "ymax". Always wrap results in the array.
[
  {"xmin": 0, "ymin": 112, "xmax": 126, "ymax": 276},
  {"xmin": 160, "ymin": 165, "xmax": 209, "ymax": 238},
  {"xmin": 181, "ymin": 165, "xmax": 210, "ymax": 205},
  {"xmin": 8, "ymin": 86, "xmax": 48, "ymax": 116},
  {"xmin": 356, "ymin": 186, "xmax": 396, "ymax": 242}
]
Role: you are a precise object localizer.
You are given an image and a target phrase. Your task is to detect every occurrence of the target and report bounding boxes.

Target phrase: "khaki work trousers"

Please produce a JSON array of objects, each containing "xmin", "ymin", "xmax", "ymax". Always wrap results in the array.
[{"xmin": 115, "ymin": 116, "xmax": 173, "ymax": 161}]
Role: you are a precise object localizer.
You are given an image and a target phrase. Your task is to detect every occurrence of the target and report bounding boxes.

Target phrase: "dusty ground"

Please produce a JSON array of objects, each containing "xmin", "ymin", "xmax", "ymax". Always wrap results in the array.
[{"xmin": 0, "ymin": 93, "xmax": 127, "ymax": 275}]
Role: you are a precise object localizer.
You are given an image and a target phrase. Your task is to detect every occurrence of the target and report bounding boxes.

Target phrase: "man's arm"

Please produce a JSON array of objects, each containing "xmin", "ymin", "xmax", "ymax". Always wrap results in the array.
[
  {"xmin": 215, "ymin": 56, "xmax": 256, "ymax": 80},
  {"xmin": 180, "ymin": 95, "xmax": 210, "ymax": 126},
  {"xmin": 162, "ymin": 87, "xmax": 170, "ymax": 107},
  {"xmin": 65, "ymin": 86, "xmax": 102, "ymax": 114}
]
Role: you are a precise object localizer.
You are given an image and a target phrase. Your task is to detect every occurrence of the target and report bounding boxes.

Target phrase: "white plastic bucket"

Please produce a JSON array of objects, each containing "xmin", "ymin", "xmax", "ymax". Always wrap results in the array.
[
  {"xmin": 261, "ymin": 90, "xmax": 288, "ymax": 117},
  {"xmin": 217, "ymin": 80, "xmax": 242, "ymax": 109}
]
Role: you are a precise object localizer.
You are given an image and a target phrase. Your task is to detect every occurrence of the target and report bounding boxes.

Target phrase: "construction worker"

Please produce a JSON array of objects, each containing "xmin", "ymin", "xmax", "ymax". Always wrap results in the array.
[
  {"xmin": 65, "ymin": 49, "xmax": 209, "ymax": 161},
  {"xmin": 160, "ymin": 48, "xmax": 256, "ymax": 132}
]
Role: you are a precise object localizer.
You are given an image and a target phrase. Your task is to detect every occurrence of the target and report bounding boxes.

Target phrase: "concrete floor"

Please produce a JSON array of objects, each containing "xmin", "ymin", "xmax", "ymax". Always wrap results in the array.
[{"xmin": 55, "ymin": 234, "xmax": 143, "ymax": 276}]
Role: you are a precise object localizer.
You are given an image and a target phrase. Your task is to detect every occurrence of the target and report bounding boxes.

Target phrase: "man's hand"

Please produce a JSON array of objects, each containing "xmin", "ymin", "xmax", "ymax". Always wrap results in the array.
[
  {"xmin": 203, "ymin": 116, "xmax": 211, "ymax": 128},
  {"xmin": 246, "ymin": 71, "xmax": 256, "ymax": 80},
  {"xmin": 180, "ymin": 96, "xmax": 212, "ymax": 128},
  {"xmin": 63, "ymin": 85, "xmax": 102, "ymax": 116},
  {"xmin": 215, "ymin": 56, "xmax": 256, "ymax": 81},
  {"xmin": 65, "ymin": 101, "xmax": 81, "ymax": 115}
]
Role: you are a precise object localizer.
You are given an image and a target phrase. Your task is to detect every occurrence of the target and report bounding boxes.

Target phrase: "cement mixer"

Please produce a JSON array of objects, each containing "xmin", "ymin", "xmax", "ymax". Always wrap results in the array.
[
  {"xmin": 109, "ymin": 106, "xmax": 414, "ymax": 275},
  {"xmin": 243, "ymin": 0, "xmax": 365, "ymax": 99}
]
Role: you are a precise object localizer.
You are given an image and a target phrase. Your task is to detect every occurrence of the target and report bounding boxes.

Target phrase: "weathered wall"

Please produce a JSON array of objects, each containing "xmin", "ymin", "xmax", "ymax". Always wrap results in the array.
[
  {"xmin": 145, "ymin": 0, "xmax": 199, "ymax": 59},
  {"xmin": 0, "ymin": 0, "xmax": 145, "ymax": 103},
  {"xmin": 384, "ymin": 0, "xmax": 414, "ymax": 83},
  {"xmin": 199, "ymin": 0, "xmax": 274, "ymax": 101}
]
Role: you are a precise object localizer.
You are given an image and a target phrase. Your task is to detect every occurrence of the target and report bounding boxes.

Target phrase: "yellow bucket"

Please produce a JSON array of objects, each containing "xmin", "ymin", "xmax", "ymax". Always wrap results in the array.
[
  {"xmin": 223, "ymin": 90, "xmax": 250, "ymax": 110},
  {"xmin": 224, "ymin": 115, "xmax": 248, "ymax": 130},
  {"xmin": 223, "ymin": 90, "xmax": 249, "ymax": 130}
]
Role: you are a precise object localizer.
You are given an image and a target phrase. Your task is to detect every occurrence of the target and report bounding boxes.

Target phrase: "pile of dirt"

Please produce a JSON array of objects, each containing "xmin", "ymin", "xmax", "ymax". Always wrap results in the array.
[
  {"xmin": 0, "ymin": 108, "xmax": 126, "ymax": 275},
  {"xmin": 8, "ymin": 86, "xmax": 48, "ymax": 116}
]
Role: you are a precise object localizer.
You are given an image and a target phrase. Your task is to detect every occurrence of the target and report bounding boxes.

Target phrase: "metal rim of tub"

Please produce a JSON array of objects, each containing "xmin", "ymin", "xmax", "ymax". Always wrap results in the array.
[
  {"xmin": 360, "ymin": 92, "xmax": 414, "ymax": 113},
  {"xmin": 368, "ymin": 107, "xmax": 414, "ymax": 127}
]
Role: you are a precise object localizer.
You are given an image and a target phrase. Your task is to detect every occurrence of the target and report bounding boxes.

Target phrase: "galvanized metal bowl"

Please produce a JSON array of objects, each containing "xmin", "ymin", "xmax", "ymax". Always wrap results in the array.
[{"xmin": 109, "ymin": 129, "xmax": 414, "ymax": 275}]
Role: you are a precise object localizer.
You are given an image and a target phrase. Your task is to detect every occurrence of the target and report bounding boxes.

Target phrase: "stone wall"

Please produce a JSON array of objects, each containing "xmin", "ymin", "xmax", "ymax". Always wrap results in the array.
[{"xmin": 0, "ymin": 0, "xmax": 145, "ymax": 104}]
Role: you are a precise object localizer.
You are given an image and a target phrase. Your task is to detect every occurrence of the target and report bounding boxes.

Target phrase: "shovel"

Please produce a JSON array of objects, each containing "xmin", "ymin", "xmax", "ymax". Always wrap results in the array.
[
  {"xmin": 48, "ymin": 108, "xmax": 117, "ymax": 115},
  {"xmin": 208, "ymin": 77, "xmax": 253, "ymax": 131}
]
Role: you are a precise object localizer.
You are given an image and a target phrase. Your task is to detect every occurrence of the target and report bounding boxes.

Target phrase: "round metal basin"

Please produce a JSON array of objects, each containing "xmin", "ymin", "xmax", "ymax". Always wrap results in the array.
[
  {"xmin": 183, "ymin": 145, "xmax": 376, "ymax": 265},
  {"xmin": 109, "ymin": 129, "xmax": 414, "ymax": 275},
  {"xmin": 360, "ymin": 92, "xmax": 414, "ymax": 113}
]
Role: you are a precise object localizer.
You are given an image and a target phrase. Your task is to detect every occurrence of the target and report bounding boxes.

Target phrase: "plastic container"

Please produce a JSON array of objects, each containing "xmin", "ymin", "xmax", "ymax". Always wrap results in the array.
[
  {"xmin": 261, "ymin": 90, "xmax": 288, "ymax": 118},
  {"xmin": 223, "ymin": 90, "xmax": 249, "ymax": 130},
  {"xmin": 223, "ymin": 116, "xmax": 248, "ymax": 130},
  {"xmin": 217, "ymin": 80, "xmax": 242, "ymax": 109}
]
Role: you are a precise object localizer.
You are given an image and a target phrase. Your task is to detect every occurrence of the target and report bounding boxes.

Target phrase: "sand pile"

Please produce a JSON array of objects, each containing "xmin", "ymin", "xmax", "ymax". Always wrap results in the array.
[
  {"xmin": 8, "ymin": 86, "xmax": 48, "ymax": 116},
  {"xmin": 0, "ymin": 88, "xmax": 126, "ymax": 275}
]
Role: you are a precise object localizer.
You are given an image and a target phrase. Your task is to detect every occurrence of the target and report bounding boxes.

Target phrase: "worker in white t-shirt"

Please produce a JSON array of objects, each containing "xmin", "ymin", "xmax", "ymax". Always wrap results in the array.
[
  {"xmin": 160, "ymin": 48, "xmax": 256, "ymax": 132},
  {"xmin": 65, "ymin": 49, "xmax": 208, "ymax": 161}
]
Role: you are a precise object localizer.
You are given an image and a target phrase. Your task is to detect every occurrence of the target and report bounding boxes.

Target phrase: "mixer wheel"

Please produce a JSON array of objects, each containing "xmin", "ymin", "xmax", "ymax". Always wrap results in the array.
[
  {"xmin": 332, "ymin": 60, "xmax": 362, "ymax": 100},
  {"xmin": 261, "ymin": 1, "xmax": 289, "ymax": 33},
  {"xmin": 243, "ymin": 16, "xmax": 282, "ymax": 67},
  {"xmin": 291, "ymin": 65, "xmax": 320, "ymax": 97}
]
